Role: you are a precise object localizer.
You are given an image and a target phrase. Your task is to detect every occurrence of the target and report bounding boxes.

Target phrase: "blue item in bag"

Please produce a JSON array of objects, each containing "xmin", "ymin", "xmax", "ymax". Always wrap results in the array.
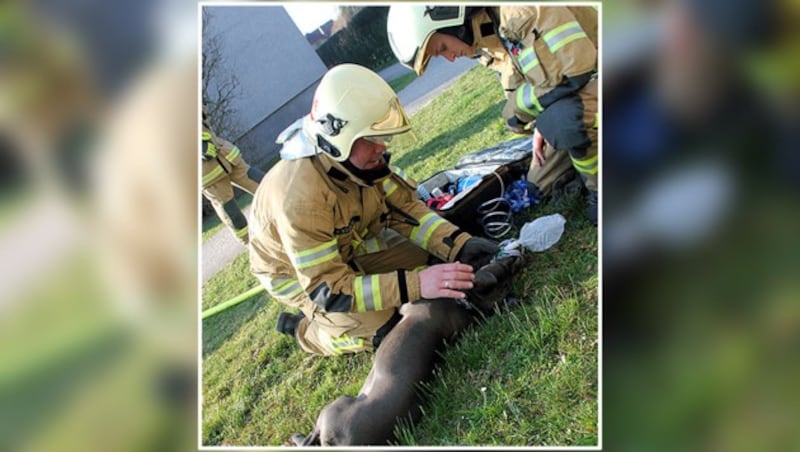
[
  {"xmin": 503, "ymin": 177, "xmax": 539, "ymax": 213},
  {"xmin": 456, "ymin": 175, "xmax": 482, "ymax": 194}
]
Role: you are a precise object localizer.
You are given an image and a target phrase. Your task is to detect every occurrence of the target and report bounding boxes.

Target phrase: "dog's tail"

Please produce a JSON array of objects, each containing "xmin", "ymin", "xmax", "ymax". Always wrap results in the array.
[{"xmin": 290, "ymin": 427, "xmax": 320, "ymax": 446}]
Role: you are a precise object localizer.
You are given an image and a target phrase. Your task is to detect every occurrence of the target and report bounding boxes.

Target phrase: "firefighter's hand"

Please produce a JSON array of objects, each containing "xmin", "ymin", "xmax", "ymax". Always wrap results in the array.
[
  {"xmin": 532, "ymin": 128, "xmax": 546, "ymax": 167},
  {"xmin": 455, "ymin": 236, "xmax": 500, "ymax": 270},
  {"xmin": 506, "ymin": 116, "xmax": 532, "ymax": 135},
  {"xmin": 419, "ymin": 262, "xmax": 474, "ymax": 299}
]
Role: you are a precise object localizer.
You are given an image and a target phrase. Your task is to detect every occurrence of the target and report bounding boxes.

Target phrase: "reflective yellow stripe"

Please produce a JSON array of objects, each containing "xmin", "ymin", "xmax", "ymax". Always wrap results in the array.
[
  {"xmin": 291, "ymin": 239, "xmax": 339, "ymax": 269},
  {"xmin": 206, "ymin": 141, "xmax": 218, "ymax": 157},
  {"xmin": 382, "ymin": 179, "xmax": 398, "ymax": 197},
  {"xmin": 411, "ymin": 212, "xmax": 448, "ymax": 250},
  {"xmin": 259, "ymin": 275, "xmax": 303, "ymax": 298},
  {"xmin": 202, "ymin": 165, "xmax": 225, "ymax": 186},
  {"xmin": 235, "ymin": 226, "xmax": 248, "ymax": 239},
  {"xmin": 353, "ymin": 274, "xmax": 382, "ymax": 312},
  {"xmin": 518, "ymin": 46, "xmax": 540, "ymax": 73},
  {"xmin": 571, "ymin": 154, "xmax": 598, "ymax": 175},
  {"xmin": 202, "ymin": 131, "xmax": 212, "ymax": 140},
  {"xmin": 369, "ymin": 275, "xmax": 382, "ymax": 311},
  {"xmin": 543, "ymin": 21, "xmax": 588, "ymax": 54},
  {"xmin": 516, "ymin": 84, "xmax": 542, "ymax": 116},
  {"xmin": 225, "ymin": 146, "xmax": 241, "ymax": 162},
  {"xmin": 329, "ymin": 334, "xmax": 365, "ymax": 353},
  {"xmin": 319, "ymin": 330, "xmax": 342, "ymax": 355},
  {"xmin": 355, "ymin": 237, "xmax": 386, "ymax": 256}
]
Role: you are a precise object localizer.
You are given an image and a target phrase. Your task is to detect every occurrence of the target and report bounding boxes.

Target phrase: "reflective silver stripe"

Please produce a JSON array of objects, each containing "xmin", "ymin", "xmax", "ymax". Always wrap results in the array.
[
  {"xmin": 291, "ymin": 239, "xmax": 339, "ymax": 269},
  {"xmin": 392, "ymin": 165, "xmax": 415, "ymax": 186},
  {"xmin": 410, "ymin": 212, "xmax": 447, "ymax": 249},
  {"xmin": 543, "ymin": 21, "xmax": 587, "ymax": 54},
  {"xmin": 329, "ymin": 334, "xmax": 365, "ymax": 353},
  {"xmin": 355, "ymin": 237, "xmax": 387, "ymax": 256},
  {"xmin": 382, "ymin": 178, "xmax": 398, "ymax": 197},
  {"xmin": 518, "ymin": 47, "xmax": 539, "ymax": 73},
  {"xmin": 354, "ymin": 274, "xmax": 382, "ymax": 312},
  {"xmin": 516, "ymin": 84, "xmax": 542, "ymax": 116},
  {"xmin": 258, "ymin": 275, "xmax": 303, "ymax": 298},
  {"xmin": 570, "ymin": 154, "xmax": 598, "ymax": 175},
  {"xmin": 318, "ymin": 330, "xmax": 342, "ymax": 355}
]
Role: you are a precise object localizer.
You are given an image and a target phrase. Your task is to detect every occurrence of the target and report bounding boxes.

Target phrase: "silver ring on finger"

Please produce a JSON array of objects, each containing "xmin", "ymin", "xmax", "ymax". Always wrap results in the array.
[{"xmin": 444, "ymin": 280, "xmax": 450, "ymax": 289}]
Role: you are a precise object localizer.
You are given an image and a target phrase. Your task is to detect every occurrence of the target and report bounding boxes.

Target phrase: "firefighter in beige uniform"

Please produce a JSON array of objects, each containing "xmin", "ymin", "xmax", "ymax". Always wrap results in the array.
[
  {"xmin": 387, "ymin": 5, "xmax": 599, "ymax": 224},
  {"xmin": 248, "ymin": 64, "xmax": 499, "ymax": 356},
  {"xmin": 202, "ymin": 115, "xmax": 264, "ymax": 245}
]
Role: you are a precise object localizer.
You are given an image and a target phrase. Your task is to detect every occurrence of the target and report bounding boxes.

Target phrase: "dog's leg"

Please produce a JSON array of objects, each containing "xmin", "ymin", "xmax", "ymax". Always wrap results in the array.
[
  {"xmin": 290, "ymin": 427, "xmax": 320, "ymax": 446},
  {"xmin": 309, "ymin": 299, "xmax": 475, "ymax": 445}
]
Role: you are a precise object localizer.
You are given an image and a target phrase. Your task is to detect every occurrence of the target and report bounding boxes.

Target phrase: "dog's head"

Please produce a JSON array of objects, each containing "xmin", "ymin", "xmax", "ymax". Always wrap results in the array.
[{"xmin": 466, "ymin": 255, "xmax": 523, "ymax": 312}]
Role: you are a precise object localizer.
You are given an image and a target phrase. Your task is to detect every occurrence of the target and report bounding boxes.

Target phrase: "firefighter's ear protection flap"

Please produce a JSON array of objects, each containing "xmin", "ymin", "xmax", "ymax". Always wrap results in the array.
[{"xmin": 317, "ymin": 135, "xmax": 341, "ymax": 159}]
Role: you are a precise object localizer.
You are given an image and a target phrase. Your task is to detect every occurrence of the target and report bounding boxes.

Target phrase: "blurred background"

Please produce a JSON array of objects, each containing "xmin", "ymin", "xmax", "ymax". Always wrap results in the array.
[{"xmin": 0, "ymin": 0, "xmax": 797, "ymax": 451}]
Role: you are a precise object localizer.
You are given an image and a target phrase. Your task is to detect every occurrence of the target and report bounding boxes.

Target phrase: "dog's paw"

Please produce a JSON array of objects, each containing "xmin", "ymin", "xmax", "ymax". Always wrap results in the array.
[{"xmin": 290, "ymin": 433, "xmax": 307, "ymax": 447}]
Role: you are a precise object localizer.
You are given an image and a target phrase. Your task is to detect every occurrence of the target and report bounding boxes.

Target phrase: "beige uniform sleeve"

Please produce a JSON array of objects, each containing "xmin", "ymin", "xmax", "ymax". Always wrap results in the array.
[
  {"xmin": 500, "ymin": 6, "xmax": 597, "ymax": 123},
  {"xmin": 380, "ymin": 166, "xmax": 471, "ymax": 263},
  {"xmin": 213, "ymin": 135, "xmax": 247, "ymax": 168}
]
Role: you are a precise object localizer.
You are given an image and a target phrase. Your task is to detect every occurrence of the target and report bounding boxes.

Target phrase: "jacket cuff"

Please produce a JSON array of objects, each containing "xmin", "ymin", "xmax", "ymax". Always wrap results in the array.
[
  {"xmin": 402, "ymin": 269, "xmax": 422, "ymax": 303},
  {"xmin": 447, "ymin": 231, "xmax": 473, "ymax": 262}
]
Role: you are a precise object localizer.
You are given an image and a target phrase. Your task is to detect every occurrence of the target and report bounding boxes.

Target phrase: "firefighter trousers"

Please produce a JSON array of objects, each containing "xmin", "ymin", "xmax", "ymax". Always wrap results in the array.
[
  {"xmin": 202, "ymin": 163, "xmax": 262, "ymax": 245},
  {"xmin": 294, "ymin": 230, "xmax": 430, "ymax": 356}
]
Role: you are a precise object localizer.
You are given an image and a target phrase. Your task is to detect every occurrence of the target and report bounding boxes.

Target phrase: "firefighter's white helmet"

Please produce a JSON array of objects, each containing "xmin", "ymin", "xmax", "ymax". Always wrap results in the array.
[
  {"xmin": 304, "ymin": 64, "xmax": 411, "ymax": 162},
  {"xmin": 387, "ymin": 5, "xmax": 466, "ymax": 76}
]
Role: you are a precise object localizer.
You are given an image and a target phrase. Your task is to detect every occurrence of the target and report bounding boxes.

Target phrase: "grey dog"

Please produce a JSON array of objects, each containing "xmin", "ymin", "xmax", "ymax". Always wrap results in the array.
[{"xmin": 292, "ymin": 255, "xmax": 522, "ymax": 446}]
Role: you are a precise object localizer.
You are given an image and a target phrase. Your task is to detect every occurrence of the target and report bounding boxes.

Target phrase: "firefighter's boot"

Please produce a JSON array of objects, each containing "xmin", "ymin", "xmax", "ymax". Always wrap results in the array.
[
  {"xmin": 276, "ymin": 312, "xmax": 305, "ymax": 338},
  {"xmin": 587, "ymin": 190, "xmax": 598, "ymax": 226}
]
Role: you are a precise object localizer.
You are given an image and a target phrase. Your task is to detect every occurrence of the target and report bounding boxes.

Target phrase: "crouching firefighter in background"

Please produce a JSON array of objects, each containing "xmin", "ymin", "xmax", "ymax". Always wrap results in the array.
[
  {"xmin": 201, "ymin": 107, "xmax": 265, "ymax": 245},
  {"xmin": 387, "ymin": 5, "xmax": 599, "ymax": 224},
  {"xmin": 248, "ymin": 64, "xmax": 500, "ymax": 356}
]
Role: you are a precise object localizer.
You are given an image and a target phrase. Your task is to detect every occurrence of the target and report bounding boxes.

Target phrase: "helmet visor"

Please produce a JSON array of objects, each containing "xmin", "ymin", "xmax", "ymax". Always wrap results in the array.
[{"xmin": 370, "ymin": 96, "xmax": 411, "ymax": 134}]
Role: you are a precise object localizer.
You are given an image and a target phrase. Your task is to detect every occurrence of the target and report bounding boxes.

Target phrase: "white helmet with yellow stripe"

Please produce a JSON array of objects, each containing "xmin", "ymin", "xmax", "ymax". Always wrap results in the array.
[{"xmin": 303, "ymin": 64, "xmax": 411, "ymax": 162}]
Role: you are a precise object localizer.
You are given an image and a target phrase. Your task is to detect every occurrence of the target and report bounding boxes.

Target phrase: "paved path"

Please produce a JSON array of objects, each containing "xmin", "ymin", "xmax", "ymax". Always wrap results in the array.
[{"xmin": 202, "ymin": 58, "xmax": 478, "ymax": 283}]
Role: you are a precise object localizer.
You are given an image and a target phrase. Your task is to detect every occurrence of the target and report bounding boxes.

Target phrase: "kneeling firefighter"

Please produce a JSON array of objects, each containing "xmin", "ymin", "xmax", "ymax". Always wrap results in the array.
[
  {"xmin": 248, "ymin": 64, "xmax": 499, "ymax": 356},
  {"xmin": 387, "ymin": 5, "xmax": 599, "ymax": 224}
]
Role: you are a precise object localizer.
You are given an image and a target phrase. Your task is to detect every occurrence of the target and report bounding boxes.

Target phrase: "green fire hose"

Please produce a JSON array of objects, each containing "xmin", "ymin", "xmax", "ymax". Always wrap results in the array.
[{"xmin": 202, "ymin": 285, "xmax": 265, "ymax": 320}]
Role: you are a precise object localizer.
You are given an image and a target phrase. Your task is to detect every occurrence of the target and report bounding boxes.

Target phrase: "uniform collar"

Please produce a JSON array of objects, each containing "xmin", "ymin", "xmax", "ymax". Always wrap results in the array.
[{"xmin": 314, "ymin": 153, "xmax": 391, "ymax": 189}]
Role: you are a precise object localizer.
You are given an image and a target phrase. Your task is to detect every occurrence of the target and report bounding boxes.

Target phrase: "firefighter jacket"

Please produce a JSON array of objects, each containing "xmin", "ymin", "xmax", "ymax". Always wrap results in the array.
[
  {"xmin": 249, "ymin": 143, "xmax": 472, "ymax": 337},
  {"xmin": 201, "ymin": 126, "xmax": 246, "ymax": 188},
  {"xmin": 469, "ymin": 6, "xmax": 598, "ymax": 124}
]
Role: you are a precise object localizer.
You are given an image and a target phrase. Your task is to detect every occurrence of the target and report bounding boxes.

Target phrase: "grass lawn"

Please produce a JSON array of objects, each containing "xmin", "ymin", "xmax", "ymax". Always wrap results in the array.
[{"xmin": 200, "ymin": 65, "xmax": 599, "ymax": 447}]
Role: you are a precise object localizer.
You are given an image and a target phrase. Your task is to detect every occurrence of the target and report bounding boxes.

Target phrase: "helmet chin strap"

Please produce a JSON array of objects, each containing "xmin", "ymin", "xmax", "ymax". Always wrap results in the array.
[{"xmin": 341, "ymin": 158, "xmax": 391, "ymax": 185}]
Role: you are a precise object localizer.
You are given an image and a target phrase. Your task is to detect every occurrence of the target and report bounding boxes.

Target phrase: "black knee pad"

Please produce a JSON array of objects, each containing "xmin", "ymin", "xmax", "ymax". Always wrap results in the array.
[
  {"xmin": 222, "ymin": 199, "xmax": 248, "ymax": 229},
  {"xmin": 535, "ymin": 95, "xmax": 591, "ymax": 156},
  {"xmin": 247, "ymin": 166, "xmax": 265, "ymax": 182}
]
